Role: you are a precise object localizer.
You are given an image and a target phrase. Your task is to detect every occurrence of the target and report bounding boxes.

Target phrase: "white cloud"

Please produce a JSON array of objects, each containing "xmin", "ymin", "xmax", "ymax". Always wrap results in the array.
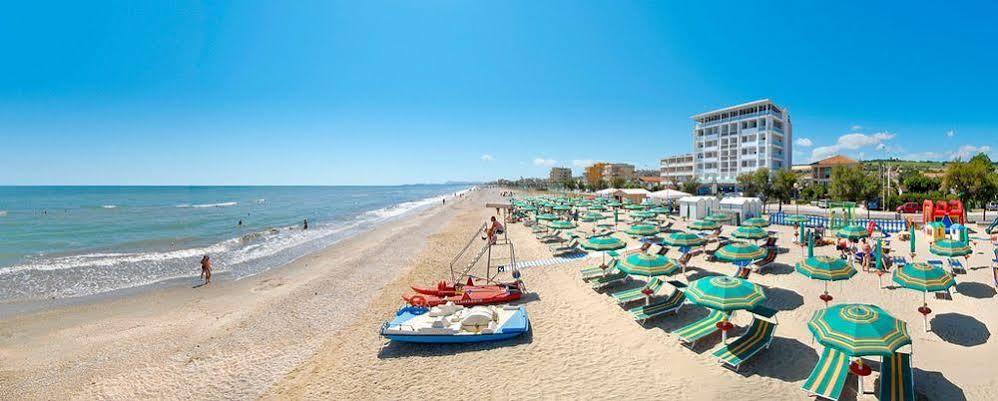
[
  {"xmin": 480, "ymin": 154, "xmax": 494, "ymax": 162},
  {"xmin": 795, "ymin": 138, "xmax": 813, "ymax": 147},
  {"xmin": 572, "ymin": 159, "xmax": 595, "ymax": 168},
  {"xmin": 851, "ymin": 125, "xmax": 863, "ymax": 131},
  {"xmin": 810, "ymin": 131, "xmax": 895, "ymax": 161},
  {"xmin": 533, "ymin": 158, "xmax": 558, "ymax": 167},
  {"xmin": 952, "ymin": 145, "xmax": 991, "ymax": 160},
  {"xmin": 945, "ymin": 130, "xmax": 955, "ymax": 138},
  {"xmin": 904, "ymin": 145, "xmax": 991, "ymax": 161}
]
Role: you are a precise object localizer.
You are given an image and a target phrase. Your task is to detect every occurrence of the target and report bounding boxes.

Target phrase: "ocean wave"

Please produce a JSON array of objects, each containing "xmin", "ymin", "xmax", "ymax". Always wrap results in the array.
[
  {"xmin": 176, "ymin": 201, "xmax": 238, "ymax": 208},
  {"xmin": 102, "ymin": 205, "xmax": 117, "ymax": 209},
  {"xmin": 360, "ymin": 186, "xmax": 472, "ymax": 220},
  {"xmin": 0, "ymin": 211, "xmax": 7, "ymax": 217}
]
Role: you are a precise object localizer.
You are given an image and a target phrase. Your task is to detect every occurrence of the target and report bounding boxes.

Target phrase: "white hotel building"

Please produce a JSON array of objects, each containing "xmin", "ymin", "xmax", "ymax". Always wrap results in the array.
[{"xmin": 691, "ymin": 99, "xmax": 792, "ymax": 185}]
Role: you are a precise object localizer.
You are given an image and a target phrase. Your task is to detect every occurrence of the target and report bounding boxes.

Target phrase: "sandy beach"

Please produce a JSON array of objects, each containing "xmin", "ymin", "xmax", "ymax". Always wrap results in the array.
[{"xmin": 3, "ymin": 188, "xmax": 997, "ymax": 400}]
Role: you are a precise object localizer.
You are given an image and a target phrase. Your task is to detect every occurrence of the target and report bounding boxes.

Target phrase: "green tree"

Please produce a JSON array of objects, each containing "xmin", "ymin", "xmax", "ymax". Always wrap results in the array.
[
  {"xmin": 610, "ymin": 177, "xmax": 626, "ymax": 189},
  {"xmin": 829, "ymin": 165, "xmax": 880, "ymax": 202},
  {"xmin": 770, "ymin": 169, "xmax": 798, "ymax": 212},
  {"xmin": 595, "ymin": 179, "xmax": 609, "ymax": 190},
  {"xmin": 899, "ymin": 170, "xmax": 941, "ymax": 194},
  {"xmin": 681, "ymin": 178, "xmax": 700, "ymax": 195},
  {"xmin": 737, "ymin": 172, "xmax": 759, "ymax": 197},
  {"xmin": 942, "ymin": 153, "xmax": 998, "ymax": 220}
]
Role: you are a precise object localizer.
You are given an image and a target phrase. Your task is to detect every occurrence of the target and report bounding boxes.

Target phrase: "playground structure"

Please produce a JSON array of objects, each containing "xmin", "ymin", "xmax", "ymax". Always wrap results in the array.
[
  {"xmin": 922, "ymin": 199, "xmax": 965, "ymax": 226},
  {"xmin": 827, "ymin": 201, "xmax": 856, "ymax": 230}
]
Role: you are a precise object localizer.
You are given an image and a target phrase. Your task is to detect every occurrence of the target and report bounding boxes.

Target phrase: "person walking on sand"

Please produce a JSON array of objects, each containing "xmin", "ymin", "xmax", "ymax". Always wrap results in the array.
[{"xmin": 200, "ymin": 255, "xmax": 212, "ymax": 285}]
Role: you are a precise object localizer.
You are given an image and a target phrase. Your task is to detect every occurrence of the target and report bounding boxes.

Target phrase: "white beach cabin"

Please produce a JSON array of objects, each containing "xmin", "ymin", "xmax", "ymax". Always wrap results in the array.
[
  {"xmin": 678, "ymin": 196, "xmax": 720, "ymax": 220},
  {"xmin": 617, "ymin": 188, "xmax": 651, "ymax": 204},
  {"xmin": 649, "ymin": 189, "xmax": 691, "ymax": 203},
  {"xmin": 595, "ymin": 188, "xmax": 618, "ymax": 198},
  {"xmin": 719, "ymin": 197, "xmax": 764, "ymax": 225}
]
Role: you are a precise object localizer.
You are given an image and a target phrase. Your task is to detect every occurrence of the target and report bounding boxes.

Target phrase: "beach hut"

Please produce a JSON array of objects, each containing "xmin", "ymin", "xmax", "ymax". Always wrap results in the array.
[
  {"xmin": 678, "ymin": 196, "xmax": 720, "ymax": 220},
  {"xmin": 595, "ymin": 188, "xmax": 618, "ymax": 199},
  {"xmin": 649, "ymin": 189, "xmax": 691, "ymax": 203},
  {"xmin": 719, "ymin": 197, "xmax": 764, "ymax": 225},
  {"xmin": 618, "ymin": 188, "xmax": 651, "ymax": 204}
]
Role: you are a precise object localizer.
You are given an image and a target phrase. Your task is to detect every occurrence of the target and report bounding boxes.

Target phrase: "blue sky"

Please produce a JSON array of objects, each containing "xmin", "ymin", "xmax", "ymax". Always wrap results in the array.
[{"xmin": 2, "ymin": 1, "xmax": 997, "ymax": 185}]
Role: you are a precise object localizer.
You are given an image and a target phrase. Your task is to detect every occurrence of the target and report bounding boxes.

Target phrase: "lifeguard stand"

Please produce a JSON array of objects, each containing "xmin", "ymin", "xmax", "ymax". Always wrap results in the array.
[{"xmin": 449, "ymin": 203, "xmax": 518, "ymax": 285}]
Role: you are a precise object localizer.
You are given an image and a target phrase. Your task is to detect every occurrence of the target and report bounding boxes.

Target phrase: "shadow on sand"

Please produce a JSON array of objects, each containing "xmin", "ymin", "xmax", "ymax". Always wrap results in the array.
[
  {"xmin": 377, "ymin": 325, "xmax": 533, "ymax": 359},
  {"xmin": 930, "ymin": 313, "xmax": 990, "ymax": 347},
  {"xmin": 685, "ymin": 267, "xmax": 725, "ymax": 282},
  {"xmin": 746, "ymin": 336, "xmax": 817, "ymax": 382},
  {"xmin": 760, "ymin": 286, "xmax": 804, "ymax": 311},
  {"xmin": 912, "ymin": 368, "xmax": 968, "ymax": 401},
  {"xmin": 763, "ymin": 262, "xmax": 794, "ymax": 275},
  {"xmin": 955, "ymin": 282, "xmax": 996, "ymax": 299}
]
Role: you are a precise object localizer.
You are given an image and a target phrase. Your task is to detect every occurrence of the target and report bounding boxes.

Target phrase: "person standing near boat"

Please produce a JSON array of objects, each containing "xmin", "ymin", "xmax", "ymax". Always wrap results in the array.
[{"xmin": 200, "ymin": 255, "xmax": 212, "ymax": 285}]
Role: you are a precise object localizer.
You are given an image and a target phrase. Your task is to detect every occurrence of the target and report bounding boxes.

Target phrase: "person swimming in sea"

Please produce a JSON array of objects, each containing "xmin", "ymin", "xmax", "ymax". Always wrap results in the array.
[
  {"xmin": 200, "ymin": 255, "xmax": 212, "ymax": 285},
  {"xmin": 303, "ymin": 219, "xmax": 308, "ymax": 230}
]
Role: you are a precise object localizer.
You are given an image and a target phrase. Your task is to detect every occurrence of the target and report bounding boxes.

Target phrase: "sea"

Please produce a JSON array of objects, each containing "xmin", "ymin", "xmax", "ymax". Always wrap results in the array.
[{"xmin": 0, "ymin": 185, "xmax": 472, "ymax": 305}]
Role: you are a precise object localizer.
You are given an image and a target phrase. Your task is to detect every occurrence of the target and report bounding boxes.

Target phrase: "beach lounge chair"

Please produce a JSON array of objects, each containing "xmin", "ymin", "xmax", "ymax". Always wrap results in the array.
[
  {"xmin": 712, "ymin": 307, "xmax": 778, "ymax": 370},
  {"xmin": 704, "ymin": 240, "xmax": 732, "ymax": 262},
  {"xmin": 656, "ymin": 246, "xmax": 670, "ymax": 256},
  {"xmin": 550, "ymin": 238, "xmax": 581, "ymax": 256},
  {"xmin": 674, "ymin": 309, "xmax": 726, "ymax": 348},
  {"xmin": 581, "ymin": 259, "xmax": 619, "ymax": 280},
  {"xmin": 752, "ymin": 248, "xmax": 778, "ymax": 273},
  {"xmin": 802, "ymin": 347, "xmax": 851, "ymax": 401},
  {"xmin": 947, "ymin": 258, "xmax": 966, "ymax": 274},
  {"xmin": 659, "ymin": 222, "xmax": 674, "ymax": 232},
  {"xmin": 761, "ymin": 237, "xmax": 777, "ymax": 249},
  {"xmin": 878, "ymin": 352, "xmax": 914, "ymax": 401},
  {"xmin": 538, "ymin": 232, "xmax": 565, "ymax": 243},
  {"xmin": 591, "ymin": 270, "xmax": 628, "ymax": 290},
  {"xmin": 735, "ymin": 267, "xmax": 751, "ymax": 279},
  {"xmin": 611, "ymin": 277, "xmax": 665, "ymax": 304},
  {"xmin": 629, "ymin": 285, "xmax": 686, "ymax": 324}
]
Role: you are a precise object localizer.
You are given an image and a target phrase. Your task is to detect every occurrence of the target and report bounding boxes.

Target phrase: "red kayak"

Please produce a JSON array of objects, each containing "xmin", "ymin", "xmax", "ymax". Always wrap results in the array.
[{"xmin": 403, "ymin": 282, "xmax": 522, "ymax": 307}]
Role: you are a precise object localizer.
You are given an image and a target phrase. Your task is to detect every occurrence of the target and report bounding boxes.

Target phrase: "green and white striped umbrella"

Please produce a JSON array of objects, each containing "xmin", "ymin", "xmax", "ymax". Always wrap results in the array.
[
  {"xmin": 624, "ymin": 204, "xmax": 646, "ymax": 210},
  {"xmin": 536, "ymin": 213, "xmax": 560, "ymax": 221},
  {"xmin": 661, "ymin": 232, "xmax": 706, "ymax": 247},
  {"xmin": 626, "ymin": 224, "xmax": 660, "ymax": 237},
  {"xmin": 581, "ymin": 235, "xmax": 627, "ymax": 251},
  {"xmin": 929, "ymin": 239, "xmax": 972, "ymax": 257},
  {"xmin": 630, "ymin": 210, "xmax": 656, "ymax": 220},
  {"xmin": 836, "ymin": 225, "xmax": 870, "ymax": 240},
  {"xmin": 893, "ymin": 263, "xmax": 956, "ymax": 293},
  {"xmin": 785, "ymin": 214, "xmax": 809, "ymax": 224},
  {"xmin": 548, "ymin": 220, "xmax": 577, "ymax": 230},
  {"xmin": 731, "ymin": 226, "xmax": 768, "ymax": 241},
  {"xmin": 796, "ymin": 256, "xmax": 856, "ymax": 281},
  {"xmin": 552, "ymin": 205, "xmax": 570, "ymax": 211},
  {"xmin": 741, "ymin": 217, "xmax": 770, "ymax": 227},
  {"xmin": 688, "ymin": 219, "xmax": 721, "ymax": 231},
  {"xmin": 686, "ymin": 276, "xmax": 767, "ymax": 312},
  {"xmin": 704, "ymin": 213, "xmax": 732, "ymax": 223},
  {"xmin": 649, "ymin": 206, "xmax": 670, "ymax": 214},
  {"xmin": 714, "ymin": 242, "xmax": 767, "ymax": 264},
  {"xmin": 618, "ymin": 253, "xmax": 680, "ymax": 277},
  {"xmin": 587, "ymin": 204, "xmax": 606, "ymax": 211},
  {"xmin": 580, "ymin": 212, "xmax": 605, "ymax": 222},
  {"xmin": 808, "ymin": 304, "xmax": 911, "ymax": 357}
]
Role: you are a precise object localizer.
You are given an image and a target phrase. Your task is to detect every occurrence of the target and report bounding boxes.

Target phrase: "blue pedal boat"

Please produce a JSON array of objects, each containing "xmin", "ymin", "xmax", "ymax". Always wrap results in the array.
[{"xmin": 380, "ymin": 303, "xmax": 530, "ymax": 344}]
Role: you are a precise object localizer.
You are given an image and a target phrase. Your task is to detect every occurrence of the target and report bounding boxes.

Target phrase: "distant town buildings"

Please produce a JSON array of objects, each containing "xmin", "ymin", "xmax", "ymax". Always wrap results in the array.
[
  {"xmin": 584, "ymin": 162, "xmax": 607, "ymax": 185},
  {"xmin": 548, "ymin": 167, "xmax": 572, "ymax": 183},
  {"xmin": 801, "ymin": 155, "xmax": 859, "ymax": 184},
  {"xmin": 691, "ymin": 99, "xmax": 793, "ymax": 185},
  {"xmin": 602, "ymin": 163, "xmax": 636, "ymax": 184},
  {"xmin": 660, "ymin": 153, "xmax": 695, "ymax": 185}
]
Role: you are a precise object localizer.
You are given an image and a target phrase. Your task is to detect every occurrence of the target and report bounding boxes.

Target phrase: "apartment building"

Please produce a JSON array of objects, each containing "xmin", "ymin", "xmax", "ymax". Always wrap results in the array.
[
  {"xmin": 548, "ymin": 167, "xmax": 572, "ymax": 183},
  {"xmin": 602, "ymin": 163, "xmax": 636, "ymax": 184},
  {"xmin": 691, "ymin": 99, "xmax": 793, "ymax": 184},
  {"xmin": 660, "ymin": 153, "xmax": 695, "ymax": 185}
]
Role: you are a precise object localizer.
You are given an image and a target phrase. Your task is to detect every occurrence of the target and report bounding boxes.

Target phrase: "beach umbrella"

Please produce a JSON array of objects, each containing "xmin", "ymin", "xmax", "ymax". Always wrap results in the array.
[
  {"xmin": 686, "ymin": 276, "xmax": 767, "ymax": 342},
  {"xmin": 520, "ymin": 205, "xmax": 537, "ymax": 212},
  {"xmin": 536, "ymin": 213, "xmax": 559, "ymax": 221},
  {"xmin": 618, "ymin": 252, "xmax": 680, "ymax": 277},
  {"xmin": 624, "ymin": 204, "xmax": 645, "ymax": 211},
  {"xmin": 807, "ymin": 230, "xmax": 815, "ymax": 257},
  {"xmin": 631, "ymin": 210, "xmax": 656, "ymax": 220},
  {"xmin": 731, "ymin": 226, "xmax": 768, "ymax": 241},
  {"xmin": 552, "ymin": 204, "xmax": 570, "ymax": 211},
  {"xmin": 785, "ymin": 214, "xmax": 809, "ymax": 225},
  {"xmin": 626, "ymin": 224, "xmax": 660, "ymax": 237},
  {"xmin": 808, "ymin": 303, "xmax": 911, "ymax": 357},
  {"xmin": 661, "ymin": 232, "xmax": 707, "ymax": 247},
  {"xmin": 836, "ymin": 225, "xmax": 870, "ymax": 240},
  {"xmin": 649, "ymin": 206, "xmax": 670, "ymax": 215},
  {"xmin": 688, "ymin": 219, "xmax": 720, "ymax": 231},
  {"xmin": 714, "ymin": 242, "xmax": 767, "ymax": 264},
  {"xmin": 893, "ymin": 262, "xmax": 956, "ymax": 331},
  {"xmin": 581, "ymin": 235, "xmax": 627, "ymax": 268},
  {"xmin": 929, "ymin": 239, "xmax": 972, "ymax": 257},
  {"xmin": 909, "ymin": 224, "xmax": 916, "ymax": 256},
  {"xmin": 704, "ymin": 213, "xmax": 732, "ymax": 223},
  {"xmin": 588, "ymin": 204, "xmax": 606, "ymax": 211},
  {"xmin": 548, "ymin": 220, "xmax": 577, "ymax": 230},
  {"xmin": 796, "ymin": 256, "xmax": 856, "ymax": 305},
  {"xmin": 741, "ymin": 217, "xmax": 770, "ymax": 227},
  {"xmin": 580, "ymin": 212, "xmax": 605, "ymax": 223}
]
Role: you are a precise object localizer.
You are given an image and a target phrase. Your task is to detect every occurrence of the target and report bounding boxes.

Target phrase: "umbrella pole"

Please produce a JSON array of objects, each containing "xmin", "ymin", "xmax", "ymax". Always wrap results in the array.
[{"xmin": 923, "ymin": 291, "xmax": 929, "ymax": 332}]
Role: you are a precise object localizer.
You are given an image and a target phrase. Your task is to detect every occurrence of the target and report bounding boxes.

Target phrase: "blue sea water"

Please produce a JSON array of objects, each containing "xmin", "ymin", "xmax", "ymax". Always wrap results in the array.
[{"xmin": 0, "ymin": 185, "xmax": 471, "ymax": 304}]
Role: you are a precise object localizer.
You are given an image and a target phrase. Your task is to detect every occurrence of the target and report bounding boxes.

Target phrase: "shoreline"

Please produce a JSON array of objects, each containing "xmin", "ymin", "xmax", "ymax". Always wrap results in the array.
[
  {"xmin": 0, "ymin": 187, "xmax": 489, "ymax": 400},
  {"xmin": 0, "ymin": 186, "xmax": 473, "ymax": 317}
]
